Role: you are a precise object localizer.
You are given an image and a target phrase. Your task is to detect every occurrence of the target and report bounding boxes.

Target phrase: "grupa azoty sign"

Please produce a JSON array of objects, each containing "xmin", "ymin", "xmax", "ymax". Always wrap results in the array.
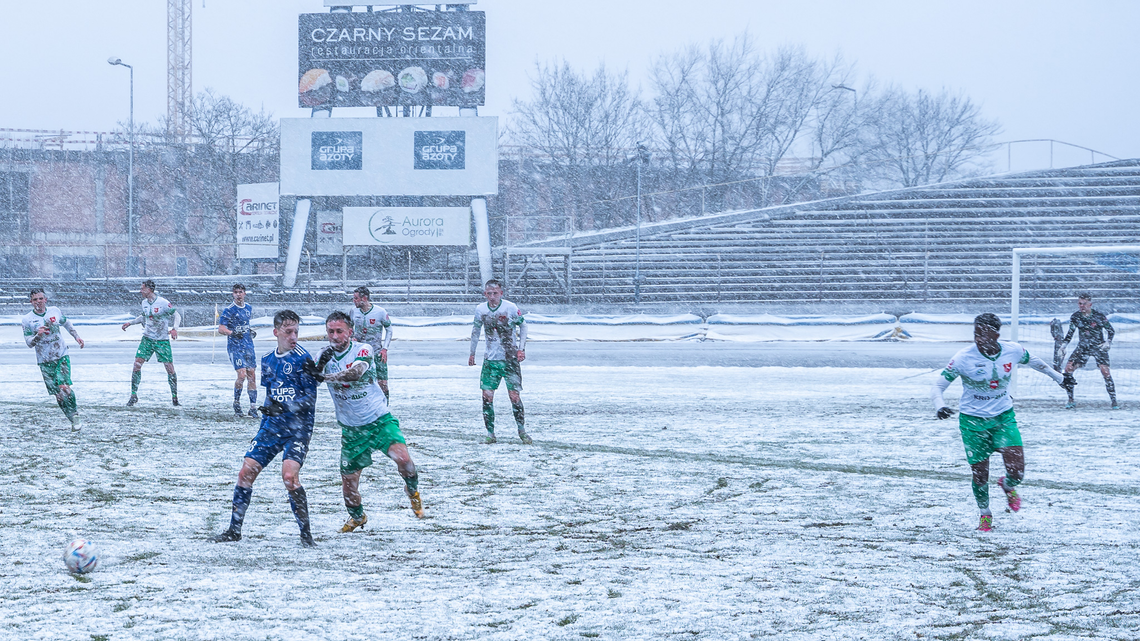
[
  {"xmin": 279, "ymin": 117, "xmax": 497, "ymax": 197},
  {"xmin": 236, "ymin": 183, "xmax": 280, "ymax": 259},
  {"xmin": 343, "ymin": 207, "xmax": 470, "ymax": 246}
]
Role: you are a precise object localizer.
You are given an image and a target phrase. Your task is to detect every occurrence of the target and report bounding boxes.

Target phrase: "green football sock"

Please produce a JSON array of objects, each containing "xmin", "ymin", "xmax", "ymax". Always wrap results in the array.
[
  {"xmin": 972, "ymin": 480, "xmax": 990, "ymax": 510},
  {"xmin": 168, "ymin": 372, "xmax": 178, "ymax": 399},
  {"xmin": 131, "ymin": 370, "xmax": 141, "ymax": 394},
  {"xmin": 346, "ymin": 503, "xmax": 365, "ymax": 520},
  {"xmin": 482, "ymin": 399, "xmax": 495, "ymax": 432},
  {"xmin": 404, "ymin": 473, "xmax": 419, "ymax": 493}
]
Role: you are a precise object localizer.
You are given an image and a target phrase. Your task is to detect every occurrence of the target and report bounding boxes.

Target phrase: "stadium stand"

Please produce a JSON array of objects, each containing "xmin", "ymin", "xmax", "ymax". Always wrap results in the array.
[
  {"xmin": 510, "ymin": 160, "xmax": 1140, "ymax": 308},
  {"xmin": 3, "ymin": 160, "xmax": 1139, "ymax": 312}
]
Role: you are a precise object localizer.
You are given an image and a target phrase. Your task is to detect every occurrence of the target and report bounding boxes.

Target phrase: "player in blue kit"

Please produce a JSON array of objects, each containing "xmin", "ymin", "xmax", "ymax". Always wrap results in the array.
[
  {"xmin": 218, "ymin": 284, "xmax": 258, "ymax": 418},
  {"xmin": 211, "ymin": 310, "xmax": 321, "ymax": 547}
]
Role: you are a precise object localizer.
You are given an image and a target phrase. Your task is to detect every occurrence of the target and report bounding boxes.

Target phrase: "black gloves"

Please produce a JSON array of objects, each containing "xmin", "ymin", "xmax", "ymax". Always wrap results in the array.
[
  {"xmin": 936, "ymin": 407, "xmax": 956, "ymax": 420},
  {"xmin": 1061, "ymin": 373, "xmax": 1077, "ymax": 391},
  {"xmin": 302, "ymin": 358, "xmax": 325, "ymax": 382},
  {"xmin": 316, "ymin": 347, "xmax": 336, "ymax": 372},
  {"xmin": 258, "ymin": 398, "xmax": 286, "ymax": 417}
]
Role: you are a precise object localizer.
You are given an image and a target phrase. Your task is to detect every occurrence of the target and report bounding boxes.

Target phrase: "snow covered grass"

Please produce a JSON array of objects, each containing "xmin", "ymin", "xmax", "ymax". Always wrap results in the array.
[{"xmin": 2, "ymin": 359, "xmax": 1139, "ymax": 640}]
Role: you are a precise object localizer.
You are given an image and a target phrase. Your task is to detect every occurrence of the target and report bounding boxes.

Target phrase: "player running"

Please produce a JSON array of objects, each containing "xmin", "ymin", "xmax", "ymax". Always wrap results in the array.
[
  {"xmin": 350, "ymin": 286, "xmax": 393, "ymax": 402},
  {"xmin": 219, "ymin": 283, "xmax": 259, "ymax": 418},
  {"xmin": 468, "ymin": 279, "xmax": 531, "ymax": 444},
  {"xmin": 211, "ymin": 310, "xmax": 321, "ymax": 547},
  {"xmin": 23, "ymin": 288, "xmax": 85, "ymax": 429},
  {"xmin": 307, "ymin": 311, "xmax": 423, "ymax": 531},
  {"xmin": 121, "ymin": 279, "xmax": 181, "ymax": 407},
  {"xmin": 931, "ymin": 313, "xmax": 1070, "ymax": 532},
  {"xmin": 1060, "ymin": 293, "xmax": 1118, "ymax": 409}
]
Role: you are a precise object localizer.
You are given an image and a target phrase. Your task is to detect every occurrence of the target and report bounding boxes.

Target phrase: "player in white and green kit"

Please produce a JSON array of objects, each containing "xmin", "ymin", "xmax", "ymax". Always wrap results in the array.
[
  {"xmin": 350, "ymin": 286, "xmax": 393, "ymax": 401},
  {"xmin": 23, "ymin": 288, "xmax": 85, "ymax": 429},
  {"xmin": 931, "ymin": 313, "xmax": 1069, "ymax": 532},
  {"xmin": 120, "ymin": 279, "xmax": 181, "ymax": 406},
  {"xmin": 468, "ymin": 279, "xmax": 531, "ymax": 444},
  {"xmin": 308, "ymin": 311, "xmax": 424, "ymax": 531}
]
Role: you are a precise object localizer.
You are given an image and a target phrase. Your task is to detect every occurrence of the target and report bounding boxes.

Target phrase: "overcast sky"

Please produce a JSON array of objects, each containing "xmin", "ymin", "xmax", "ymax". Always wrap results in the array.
[{"xmin": 2, "ymin": 0, "xmax": 1137, "ymax": 168}]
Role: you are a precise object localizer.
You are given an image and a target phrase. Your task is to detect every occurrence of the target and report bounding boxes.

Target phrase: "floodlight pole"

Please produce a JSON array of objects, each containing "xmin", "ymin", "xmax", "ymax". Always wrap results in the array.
[
  {"xmin": 634, "ymin": 143, "xmax": 648, "ymax": 304},
  {"xmin": 109, "ymin": 58, "xmax": 135, "ymax": 274}
]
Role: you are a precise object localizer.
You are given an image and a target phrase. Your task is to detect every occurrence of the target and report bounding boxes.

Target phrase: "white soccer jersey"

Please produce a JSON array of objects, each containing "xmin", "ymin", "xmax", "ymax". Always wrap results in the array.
[
  {"xmin": 351, "ymin": 304, "xmax": 392, "ymax": 351},
  {"xmin": 932, "ymin": 341, "xmax": 1063, "ymax": 418},
  {"xmin": 321, "ymin": 341, "xmax": 390, "ymax": 427},
  {"xmin": 130, "ymin": 295, "xmax": 180, "ymax": 340},
  {"xmin": 470, "ymin": 300, "xmax": 526, "ymax": 361},
  {"xmin": 22, "ymin": 307, "xmax": 79, "ymax": 364}
]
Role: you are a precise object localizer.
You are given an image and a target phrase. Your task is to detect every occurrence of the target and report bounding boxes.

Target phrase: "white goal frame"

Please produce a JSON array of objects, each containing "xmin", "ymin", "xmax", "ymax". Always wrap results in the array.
[
  {"xmin": 1011, "ymin": 245, "xmax": 1140, "ymax": 341},
  {"xmin": 1010, "ymin": 245, "xmax": 1140, "ymax": 396}
]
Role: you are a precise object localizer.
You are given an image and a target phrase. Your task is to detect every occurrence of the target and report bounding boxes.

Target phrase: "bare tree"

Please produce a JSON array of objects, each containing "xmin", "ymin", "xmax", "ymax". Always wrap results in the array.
[
  {"xmin": 647, "ymin": 38, "xmax": 867, "ymax": 207},
  {"xmin": 864, "ymin": 88, "xmax": 1000, "ymax": 187},
  {"xmin": 509, "ymin": 61, "xmax": 647, "ymax": 232},
  {"xmin": 131, "ymin": 90, "xmax": 278, "ymax": 273}
]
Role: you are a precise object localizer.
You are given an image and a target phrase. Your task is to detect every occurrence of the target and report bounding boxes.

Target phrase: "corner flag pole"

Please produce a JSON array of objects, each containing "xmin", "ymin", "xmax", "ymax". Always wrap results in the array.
[{"xmin": 211, "ymin": 303, "xmax": 218, "ymax": 364}]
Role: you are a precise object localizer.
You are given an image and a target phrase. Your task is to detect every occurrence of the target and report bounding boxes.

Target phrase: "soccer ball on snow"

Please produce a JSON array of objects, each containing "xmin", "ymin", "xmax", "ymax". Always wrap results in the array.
[{"xmin": 63, "ymin": 538, "xmax": 98, "ymax": 574}]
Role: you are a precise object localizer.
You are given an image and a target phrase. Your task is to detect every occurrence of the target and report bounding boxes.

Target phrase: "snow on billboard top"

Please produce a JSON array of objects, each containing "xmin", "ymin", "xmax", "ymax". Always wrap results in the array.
[{"xmin": 299, "ymin": 11, "xmax": 485, "ymax": 109}]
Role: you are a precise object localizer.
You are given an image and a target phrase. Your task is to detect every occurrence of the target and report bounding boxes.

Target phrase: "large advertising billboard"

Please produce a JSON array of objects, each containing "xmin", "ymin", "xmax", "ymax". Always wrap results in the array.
[
  {"xmin": 298, "ymin": 11, "xmax": 485, "ymax": 109},
  {"xmin": 236, "ymin": 183, "xmax": 279, "ymax": 259},
  {"xmin": 343, "ymin": 207, "xmax": 471, "ymax": 246},
  {"xmin": 280, "ymin": 117, "xmax": 498, "ymax": 196}
]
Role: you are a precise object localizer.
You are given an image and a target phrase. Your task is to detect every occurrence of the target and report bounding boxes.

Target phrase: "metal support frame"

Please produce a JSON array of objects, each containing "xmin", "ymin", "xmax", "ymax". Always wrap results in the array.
[
  {"xmin": 167, "ymin": 0, "xmax": 192, "ymax": 142},
  {"xmin": 503, "ymin": 247, "xmax": 573, "ymax": 303}
]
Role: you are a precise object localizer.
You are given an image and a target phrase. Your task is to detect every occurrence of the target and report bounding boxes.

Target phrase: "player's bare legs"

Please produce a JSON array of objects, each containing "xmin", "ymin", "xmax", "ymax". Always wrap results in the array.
[
  {"xmin": 1098, "ymin": 363, "xmax": 1118, "ymax": 408},
  {"xmin": 234, "ymin": 367, "xmax": 256, "ymax": 416}
]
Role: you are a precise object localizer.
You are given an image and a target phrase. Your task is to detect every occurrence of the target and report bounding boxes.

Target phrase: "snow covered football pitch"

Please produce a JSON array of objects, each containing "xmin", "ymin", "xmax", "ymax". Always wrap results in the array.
[{"xmin": 2, "ymin": 340, "xmax": 1139, "ymax": 641}]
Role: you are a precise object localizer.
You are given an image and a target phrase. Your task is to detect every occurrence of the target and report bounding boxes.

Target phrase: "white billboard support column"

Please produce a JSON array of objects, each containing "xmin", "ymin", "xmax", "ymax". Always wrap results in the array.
[
  {"xmin": 472, "ymin": 198, "xmax": 492, "ymax": 285},
  {"xmin": 283, "ymin": 199, "xmax": 312, "ymax": 288}
]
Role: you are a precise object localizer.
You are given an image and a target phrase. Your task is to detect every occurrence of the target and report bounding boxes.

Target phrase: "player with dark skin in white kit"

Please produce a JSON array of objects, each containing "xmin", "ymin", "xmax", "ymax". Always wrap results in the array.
[{"xmin": 932, "ymin": 313, "xmax": 1069, "ymax": 532}]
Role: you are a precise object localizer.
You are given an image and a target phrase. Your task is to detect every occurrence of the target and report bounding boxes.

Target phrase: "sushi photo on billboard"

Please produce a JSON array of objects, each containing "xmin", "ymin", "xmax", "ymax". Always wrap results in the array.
[{"xmin": 298, "ymin": 11, "xmax": 485, "ymax": 108}]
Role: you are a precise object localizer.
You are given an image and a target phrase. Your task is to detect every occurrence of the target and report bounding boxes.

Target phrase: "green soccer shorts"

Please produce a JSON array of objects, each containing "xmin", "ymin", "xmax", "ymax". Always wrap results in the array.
[
  {"xmin": 135, "ymin": 336, "xmax": 174, "ymax": 363},
  {"xmin": 959, "ymin": 409, "xmax": 1023, "ymax": 465},
  {"xmin": 38, "ymin": 356, "xmax": 73, "ymax": 396},
  {"xmin": 480, "ymin": 359, "xmax": 522, "ymax": 391},
  {"xmin": 340, "ymin": 413, "xmax": 407, "ymax": 475}
]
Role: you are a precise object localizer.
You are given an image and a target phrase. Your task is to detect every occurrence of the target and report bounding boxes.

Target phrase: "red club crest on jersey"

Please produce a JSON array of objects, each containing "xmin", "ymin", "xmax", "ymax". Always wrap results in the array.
[
  {"xmin": 369, "ymin": 318, "xmax": 376, "ymax": 325},
  {"xmin": 989, "ymin": 380, "xmax": 999, "ymax": 389},
  {"xmin": 1003, "ymin": 363, "xmax": 1012, "ymax": 372},
  {"xmin": 360, "ymin": 347, "xmax": 370, "ymax": 357},
  {"xmin": 49, "ymin": 317, "xmax": 56, "ymax": 323},
  {"xmin": 498, "ymin": 315, "xmax": 507, "ymax": 323},
  {"xmin": 154, "ymin": 307, "xmax": 160, "ymax": 313}
]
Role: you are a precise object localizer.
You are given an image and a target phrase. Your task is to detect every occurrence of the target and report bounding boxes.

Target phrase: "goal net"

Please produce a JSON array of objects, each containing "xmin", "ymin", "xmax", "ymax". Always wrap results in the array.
[{"xmin": 1011, "ymin": 246, "xmax": 1140, "ymax": 405}]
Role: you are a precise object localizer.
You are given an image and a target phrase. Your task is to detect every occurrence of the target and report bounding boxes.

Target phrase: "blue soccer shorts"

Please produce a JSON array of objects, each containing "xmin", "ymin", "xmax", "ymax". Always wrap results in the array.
[
  {"xmin": 229, "ymin": 344, "xmax": 257, "ymax": 371},
  {"xmin": 245, "ymin": 417, "xmax": 313, "ymax": 467}
]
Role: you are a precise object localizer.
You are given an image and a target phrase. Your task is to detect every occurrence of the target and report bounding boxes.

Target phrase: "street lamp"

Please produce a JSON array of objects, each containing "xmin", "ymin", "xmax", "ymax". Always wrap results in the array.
[
  {"xmin": 634, "ymin": 143, "xmax": 650, "ymax": 304},
  {"xmin": 108, "ymin": 56, "xmax": 135, "ymax": 275}
]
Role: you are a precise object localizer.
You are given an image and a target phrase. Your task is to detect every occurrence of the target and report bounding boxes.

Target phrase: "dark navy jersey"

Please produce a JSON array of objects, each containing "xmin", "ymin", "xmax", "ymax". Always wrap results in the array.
[
  {"xmin": 259, "ymin": 346, "xmax": 320, "ymax": 434},
  {"xmin": 219, "ymin": 303, "xmax": 255, "ymax": 350},
  {"xmin": 1064, "ymin": 310, "xmax": 1114, "ymax": 347}
]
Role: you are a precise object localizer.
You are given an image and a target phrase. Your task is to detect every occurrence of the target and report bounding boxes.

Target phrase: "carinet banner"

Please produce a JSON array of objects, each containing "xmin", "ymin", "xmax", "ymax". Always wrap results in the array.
[
  {"xmin": 298, "ymin": 11, "xmax": 485, "ymax": 109},
  {"xmin": 342, "ymin": 207, "xmax": 470, "ymax": 246},
  {"xmin": 236, "ymin": 183, "xmax": 279, "ymax": 259}
]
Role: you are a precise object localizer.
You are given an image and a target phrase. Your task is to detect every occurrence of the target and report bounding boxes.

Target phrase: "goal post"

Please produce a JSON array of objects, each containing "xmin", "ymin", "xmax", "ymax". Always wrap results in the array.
[{"xmin": 1010, "ymin": 245, "xmax": 1140, "ymax": 400}]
